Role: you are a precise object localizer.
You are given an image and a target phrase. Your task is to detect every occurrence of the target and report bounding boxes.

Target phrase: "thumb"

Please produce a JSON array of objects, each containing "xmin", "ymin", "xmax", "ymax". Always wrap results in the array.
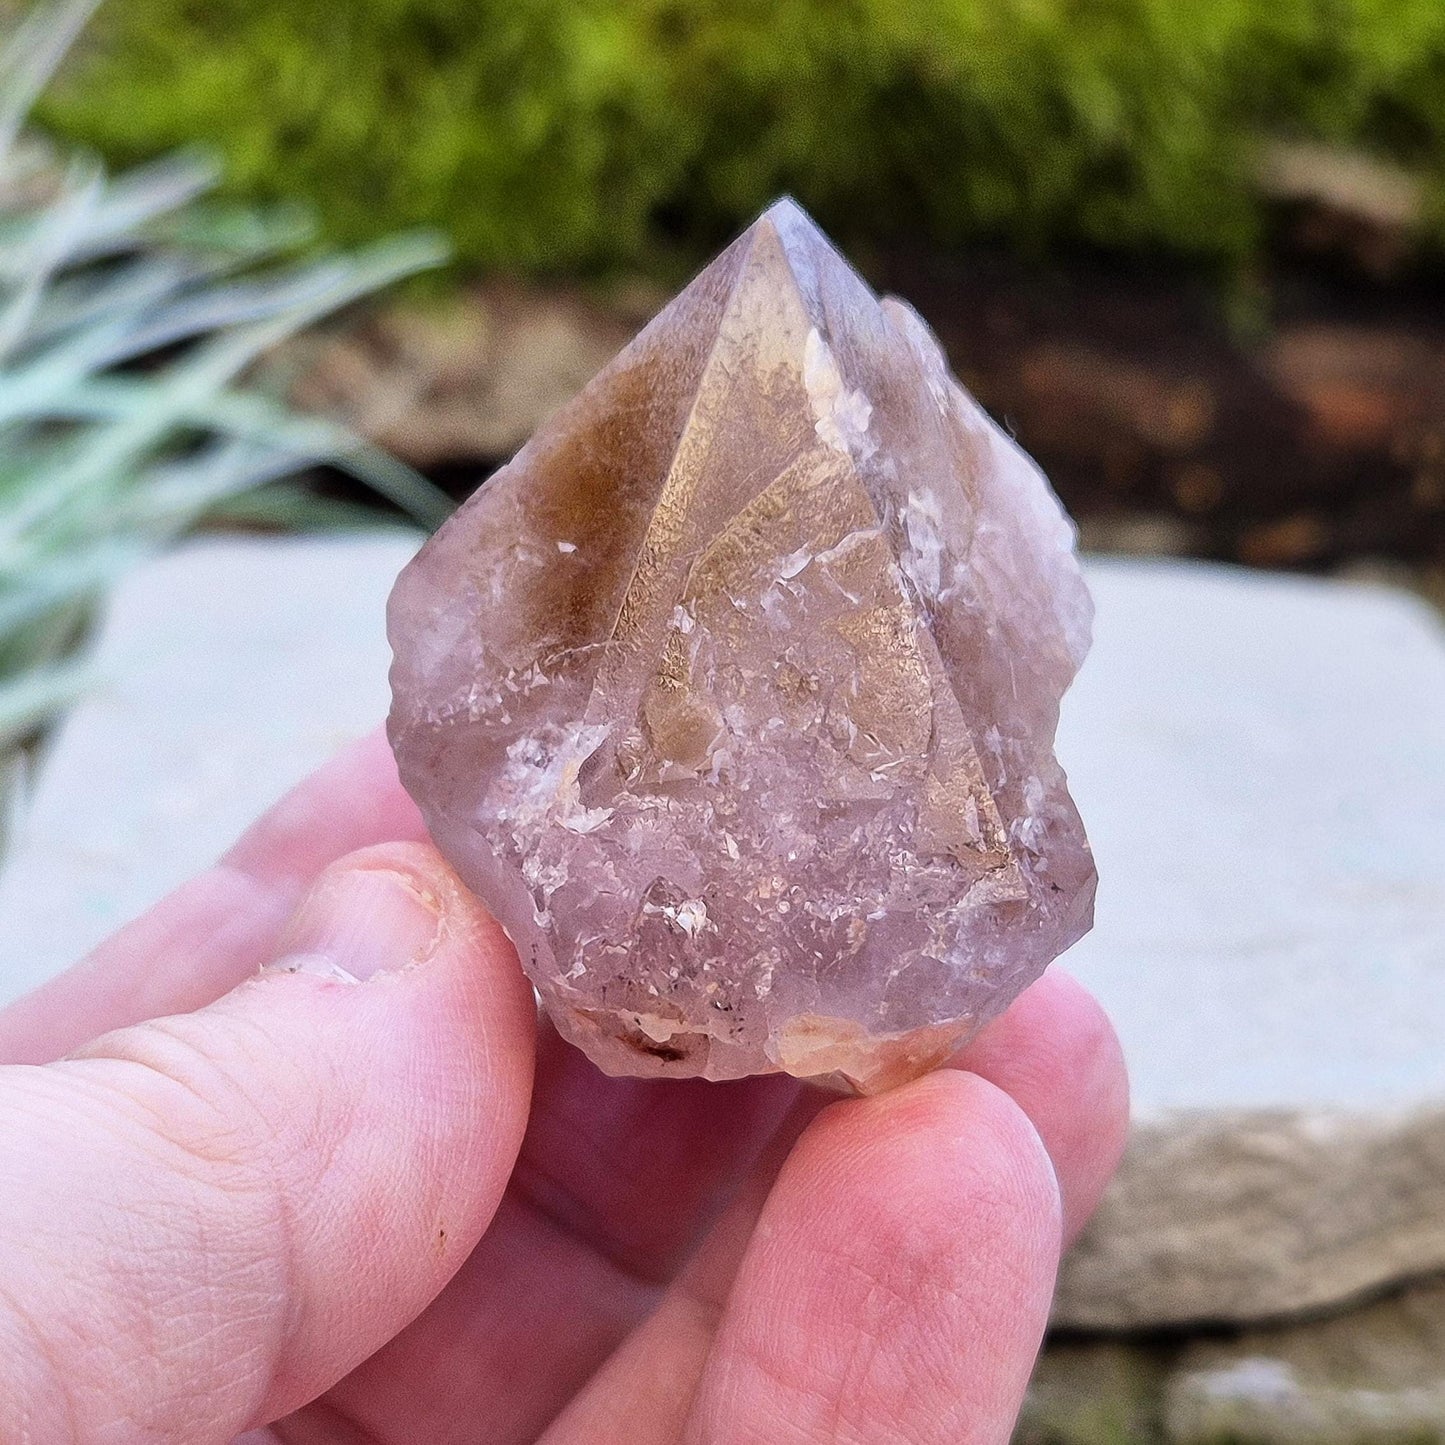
[{"xmin": 0, "ymin": 842, "xmax": 535, "ymax": 1444}]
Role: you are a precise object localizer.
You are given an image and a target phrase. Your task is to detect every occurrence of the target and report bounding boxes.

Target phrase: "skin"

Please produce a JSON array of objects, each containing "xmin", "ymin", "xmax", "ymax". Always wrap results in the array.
[{"xmin": 0, "ymin": 728, "xmax": 1129, "ymax": 1445}]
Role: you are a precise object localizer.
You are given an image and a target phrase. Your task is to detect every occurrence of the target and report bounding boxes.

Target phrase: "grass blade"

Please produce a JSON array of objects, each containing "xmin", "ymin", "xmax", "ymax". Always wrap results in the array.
[{"xmin": 0, "ymin": 656, "xmax": 95, "ymax": 751}]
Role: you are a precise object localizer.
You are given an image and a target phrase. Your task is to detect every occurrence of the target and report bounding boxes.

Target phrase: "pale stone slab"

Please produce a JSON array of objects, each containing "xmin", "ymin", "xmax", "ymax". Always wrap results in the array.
[
  {"xmin": 0, "ymin": 541, "xmax": 1441, "ymax": 1333},
  {"xmin": 0, "ymin": 533, "xmax": 420, "ymax": 1007},
  {"xmin": 1055, "ymin": 560, "xmax": 1445, "ymax": 1328}
]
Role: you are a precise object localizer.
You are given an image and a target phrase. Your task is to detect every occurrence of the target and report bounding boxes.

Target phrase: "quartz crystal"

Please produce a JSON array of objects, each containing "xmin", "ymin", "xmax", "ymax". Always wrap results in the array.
[{"xmin": 388, "ymin": 200, "xmax": 1096, "ymax": 1092}]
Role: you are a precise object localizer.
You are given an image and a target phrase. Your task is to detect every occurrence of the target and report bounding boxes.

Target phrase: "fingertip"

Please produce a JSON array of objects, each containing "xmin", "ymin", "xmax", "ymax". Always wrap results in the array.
[
  {"xmin": 265, "ymin": 846, "xmax": 445, "ymax": 982},
  {"xmin": 955, "ymin": 968, "xmax": 1130, "ymax": 1244},
  {"xmin": 686, "ymin": 1068, "xmax": 1062, "ymax": 1443},
  {"xmin": 176, "ymin": 840, "xmax": 537, "ymax": 1416},
  {"xmin": 244, "ymin": 838, "xmax": 537, "ymax": 1154},
  {"xmin": 800, "ymin": 1068, "xmax": 1064, "ymax": 1264},
  {"xmin": 262, "ymin": 838, "xmax": 524, "ymax": 989}
]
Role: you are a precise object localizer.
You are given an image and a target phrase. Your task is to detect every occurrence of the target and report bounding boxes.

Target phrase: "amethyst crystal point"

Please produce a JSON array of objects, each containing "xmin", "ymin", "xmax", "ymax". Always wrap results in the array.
[{"xmin": 387, "ymin": 199, "xmax": 1096, "ymax": 1092}]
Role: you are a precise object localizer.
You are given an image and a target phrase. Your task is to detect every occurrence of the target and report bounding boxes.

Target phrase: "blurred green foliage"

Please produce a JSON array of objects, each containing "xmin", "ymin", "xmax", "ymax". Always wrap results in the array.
[
  {"xmin": 0, "ymin": 0, "xmax": 451, "ymax": 810},
  {"xmin": 36, "ymin": 0, "xmax": 1445, "ymax": 275}
]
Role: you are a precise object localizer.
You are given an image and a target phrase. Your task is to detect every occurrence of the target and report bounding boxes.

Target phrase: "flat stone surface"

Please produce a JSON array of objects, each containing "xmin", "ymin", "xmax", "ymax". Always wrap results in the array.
[
  {"xmin": 1054, "ymin": 560, "xmax": 1445, "ymax": 1329},
  {"xmin": 0, "ymin": 533, "xmax": 419, "ymax": 1007},
  {"xmin": 0, "ymin": 541, "xmax": 1441, "ymax": 1333},
  {"xmin": 1064, "ymin": 560, "xmax": 1445, "ymax": 1117}
]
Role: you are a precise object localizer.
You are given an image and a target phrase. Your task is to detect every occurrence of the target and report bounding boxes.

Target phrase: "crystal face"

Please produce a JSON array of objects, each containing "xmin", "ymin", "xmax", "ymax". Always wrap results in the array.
[{"xmin": 387, "ymin": 200, "xmax": 1096, "ymax": 1092}]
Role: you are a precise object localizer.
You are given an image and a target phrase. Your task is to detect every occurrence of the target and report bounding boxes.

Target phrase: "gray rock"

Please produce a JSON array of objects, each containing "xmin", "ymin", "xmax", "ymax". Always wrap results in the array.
[
  {"xmin": 1055, "ymin": 561, "xmax": 1445, "ymax": 1328},
  {"xmin": 0, "ymin": 533, "xmax": 420, "ymax": 1006},
  {"xmin": 1165, "ymin": 1278, "xmax": 1445, "ymax": 1444}
]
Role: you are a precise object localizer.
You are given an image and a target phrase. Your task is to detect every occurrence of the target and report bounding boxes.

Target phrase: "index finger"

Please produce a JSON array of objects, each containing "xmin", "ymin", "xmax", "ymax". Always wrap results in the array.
[
  {"xmin": 953, "ymin": 966, "xmax": 1130, "ymax": 1244},
  {"xmin": 0, "ymin": 726, "xmax": 426, "ymax": 1064}
]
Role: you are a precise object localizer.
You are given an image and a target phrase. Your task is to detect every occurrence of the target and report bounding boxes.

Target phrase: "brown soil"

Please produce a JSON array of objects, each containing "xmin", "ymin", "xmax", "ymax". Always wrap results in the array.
[
  {"xmin": 303, "ymin": 245, "xmax": 1445, "ymax": 587},
  {"xmin": 875, "ymin": 246, "xmax": 1445, "ymax": 574}
]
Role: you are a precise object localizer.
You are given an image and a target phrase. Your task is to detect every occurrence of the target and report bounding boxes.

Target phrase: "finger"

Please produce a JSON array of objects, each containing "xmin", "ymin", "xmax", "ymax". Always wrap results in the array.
[
  {"xmin": 952, "ymin": 967, "xmax": 1129, "ymax": 1243},
  {"xmin": 514, "ymin": 1025, "xmax": 803, "ymax": 1279},
  {"xmin": 682, "ymin": 1070, "xmax": 1061, "ymax": 1445},
  {"xmin": 0, "ymin": 727, "xmax": 426, "ymax": 1064},
  {"xmin": 541, "ymin": 1096, "xmax": 824, "ymax": 1445},
  {"xmin": 319, "ymin": 969, "xmax": 1121, "ymax": 1445},
  {"xmin": 313, "ymin": 1032, "xmax": 801, "ymax": 1445},
  {"xmin": 0, "ymin": 842, "xmax": 534, "ymax": 1443},
  {"xmin": 546, "ymin": 968, "xmax": 1126, "ymax": 1445}
]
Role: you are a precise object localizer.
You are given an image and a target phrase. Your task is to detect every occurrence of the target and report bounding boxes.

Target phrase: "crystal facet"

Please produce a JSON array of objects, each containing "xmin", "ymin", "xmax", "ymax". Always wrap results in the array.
[{"xmin": 387, "ymin": 200, "xmax": 1096, "ymax": 1092}]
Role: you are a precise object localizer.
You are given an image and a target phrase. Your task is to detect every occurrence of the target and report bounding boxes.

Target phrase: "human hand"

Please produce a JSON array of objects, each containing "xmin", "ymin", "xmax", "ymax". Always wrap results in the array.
[{"xmin": 0, "ymin": 729, "xmax": 1128, "ymax": 1445}]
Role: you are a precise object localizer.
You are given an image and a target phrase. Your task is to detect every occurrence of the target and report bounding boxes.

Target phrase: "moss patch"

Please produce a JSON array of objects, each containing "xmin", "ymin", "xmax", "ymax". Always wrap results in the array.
[{"xmin": 38, "ymin": 0, "xmax": 1445, "ymax": 275}]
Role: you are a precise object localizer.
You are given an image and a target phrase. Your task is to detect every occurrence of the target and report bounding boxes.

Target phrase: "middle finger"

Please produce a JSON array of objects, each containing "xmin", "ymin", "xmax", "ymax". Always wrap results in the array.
[{"xmin": 322, "ymin": 1024, "xmax": 801, "ymax": 1445}]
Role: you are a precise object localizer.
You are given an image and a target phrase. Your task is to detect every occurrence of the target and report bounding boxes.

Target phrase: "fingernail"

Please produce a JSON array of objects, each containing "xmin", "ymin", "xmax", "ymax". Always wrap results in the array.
[{"xmin": 265, "ymin": 867, "xmax": 443, "ymax": 983}]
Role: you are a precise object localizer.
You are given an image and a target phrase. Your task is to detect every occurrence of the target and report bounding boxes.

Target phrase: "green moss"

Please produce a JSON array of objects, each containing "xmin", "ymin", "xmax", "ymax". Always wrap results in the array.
[
  {"xmin": 1016, "ymin": 1338, "xmax": 1169, "ymax": 1445},
  {"xmin": 35, "ymin": 0, "xmax": 1445, "ymax": 275}
]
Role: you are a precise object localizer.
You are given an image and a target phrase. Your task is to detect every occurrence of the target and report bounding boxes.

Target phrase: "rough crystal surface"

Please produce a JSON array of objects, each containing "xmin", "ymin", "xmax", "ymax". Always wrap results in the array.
[{"xmin": 388, "ymin": 200, "xmax": 1096, "ymax": 1092}]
